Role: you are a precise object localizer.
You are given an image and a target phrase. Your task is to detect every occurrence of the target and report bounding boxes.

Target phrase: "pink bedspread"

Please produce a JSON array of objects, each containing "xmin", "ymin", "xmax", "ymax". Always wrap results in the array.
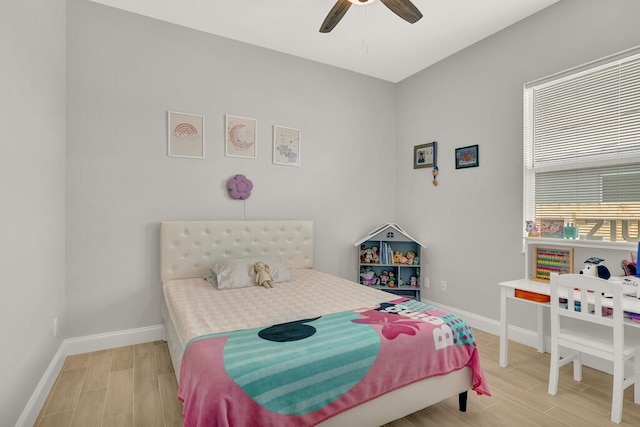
[{"xmin": 178, "ymin": 298, "xmax": 490, "ymax": 426}]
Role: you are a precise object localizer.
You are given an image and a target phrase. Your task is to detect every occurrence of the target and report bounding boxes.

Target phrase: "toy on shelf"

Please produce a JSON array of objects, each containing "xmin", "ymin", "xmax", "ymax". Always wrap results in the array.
[
  {"xmin": 408, "ymin": 276, "xmax": 418, "ymax": 287},
  {"xmin": 404, "ymin": 251, "xmax": 416, "ymax": 265},
  {"xmin": 360, "ymin": 269, "xmax": 378, "ymax": 286},
  {"xmin": 393, "ymin": 251, "xmax": 408, "ymax": 264},
  {"xmin": 360, "ymin": 246, "xmax": 377, "ymax": 264},
  {"xmin": 579, "ymin": 257, "xmax": 611, "ymax": 280},
  {"xmin": 621, "ymin": 252, "xmax": 637, "ymax": 277},
  {"xmin": 525, "ymin": 220, "xmax": 539, "ymax": 237},
  {"xmin": 388, "ymin": 271, "xmax": 396, "ymax": 287},
  {"xmin": 371, "ymin": 246, "xmax": 380, "ymax": 264},
  {"xmin": 379, "ymin": 270, "xmax": 389, "ymax": 285}
]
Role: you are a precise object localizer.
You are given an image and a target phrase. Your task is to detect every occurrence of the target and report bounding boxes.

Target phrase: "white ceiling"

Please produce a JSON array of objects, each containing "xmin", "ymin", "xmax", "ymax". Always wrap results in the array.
[{"xmin": 89, "ymin": 0, "xmax": 558, "ymax": 83}]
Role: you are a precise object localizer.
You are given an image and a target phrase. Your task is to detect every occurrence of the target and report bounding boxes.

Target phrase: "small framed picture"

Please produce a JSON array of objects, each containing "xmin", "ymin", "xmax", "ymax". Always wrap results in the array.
[
  {"xmin": 167, "ymin": 111, "xmax": 204, "ymax": 159},
  {"xmin": 455, "ymin": 144, "xmax": 479, "ymax": 169},
  {"xmin": 540, "ymin": 219, "xmax": 564, "ymax": 238},
  {"xmin": 273, "ymin": 125, "xmax": 300, "ymax": 166},
  {"xmin": 225, "ymin": 115, "xmax": 257, "ymax": 158},
  {"xmin": 414, "ymin": 142, "xmax": 436, "ymax": 169}
]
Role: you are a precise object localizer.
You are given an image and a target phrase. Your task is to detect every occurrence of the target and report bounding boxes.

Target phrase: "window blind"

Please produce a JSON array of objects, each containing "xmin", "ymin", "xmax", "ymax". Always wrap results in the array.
[{"xmin": 524, "ymin": 48, "xmax": 640, "ymax": 242}]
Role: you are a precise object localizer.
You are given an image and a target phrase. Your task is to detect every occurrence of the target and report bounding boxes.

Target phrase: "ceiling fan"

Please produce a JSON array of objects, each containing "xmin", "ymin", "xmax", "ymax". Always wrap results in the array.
[{"xmin": 320, "ymin": 0, "xmax": 423, "ymax": 33}]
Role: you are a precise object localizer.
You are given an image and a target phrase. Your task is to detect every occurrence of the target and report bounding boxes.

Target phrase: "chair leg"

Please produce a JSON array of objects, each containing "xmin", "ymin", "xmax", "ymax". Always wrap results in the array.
[
  {"xmin": 573, "ymin": 352, "xmax": 582, "ymax": 382},
  {"xmin": 548, "ymin": 343, "xmax": 560, "ymax": 395},
  {"xmin": 611, "ymin": 360, "xmax": 624, "ymax": 424},
  {"xmin": 634, "ymin": 354, "xmax": 640, "ymax": 404}
]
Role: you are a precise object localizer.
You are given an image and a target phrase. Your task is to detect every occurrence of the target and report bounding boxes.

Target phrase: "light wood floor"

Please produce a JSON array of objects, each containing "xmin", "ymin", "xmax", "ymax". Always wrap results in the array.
[
  {"xmin": 35, "ymin": 341, "xmax": 181, "ymax": 427},
  {"xmin": 36, "ymin": 330, "xmax": 640, "ymax": 426}
]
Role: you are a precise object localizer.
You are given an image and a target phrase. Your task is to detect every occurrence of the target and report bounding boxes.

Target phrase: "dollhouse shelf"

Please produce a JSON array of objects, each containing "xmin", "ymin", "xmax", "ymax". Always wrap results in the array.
[{"xmin": 354, "ymin": 223, "xmax": 425, "ymax": 300}]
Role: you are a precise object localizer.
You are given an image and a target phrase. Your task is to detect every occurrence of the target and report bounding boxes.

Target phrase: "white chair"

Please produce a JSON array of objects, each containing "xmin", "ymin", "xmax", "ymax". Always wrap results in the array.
[{"xmin": 548, "ymin": 272, "xmax": 640, "ymax": 423}]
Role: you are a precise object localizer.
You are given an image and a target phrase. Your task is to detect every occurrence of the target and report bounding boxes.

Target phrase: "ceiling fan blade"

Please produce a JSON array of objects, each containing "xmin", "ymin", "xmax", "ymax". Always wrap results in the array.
[
  {"xmin": 320, "ymin": 0, "xmax": 352, "ymax": 33},
  {"xmin": 380, "ymin": 0, "xmax": 423, "ymax": 24}
]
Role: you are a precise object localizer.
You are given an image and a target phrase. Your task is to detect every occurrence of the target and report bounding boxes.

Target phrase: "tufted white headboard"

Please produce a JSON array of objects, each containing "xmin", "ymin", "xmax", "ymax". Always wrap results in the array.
[{"xmin": 160, "ymin": 220, "xmax": 314, "ymax": 281}]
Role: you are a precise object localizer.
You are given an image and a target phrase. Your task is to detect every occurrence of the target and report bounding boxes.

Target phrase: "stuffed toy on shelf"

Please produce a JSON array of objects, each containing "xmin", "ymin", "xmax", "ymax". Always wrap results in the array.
[{"xmin": 579, "ymin": 257, "xmax": 611, "ymax": 280}]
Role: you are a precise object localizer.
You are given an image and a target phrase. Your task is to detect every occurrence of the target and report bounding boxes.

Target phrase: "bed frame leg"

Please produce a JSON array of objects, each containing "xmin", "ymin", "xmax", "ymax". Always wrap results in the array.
[{"xmin": 458, "ymin": 391, "xmax": 468, "ymax": 412}]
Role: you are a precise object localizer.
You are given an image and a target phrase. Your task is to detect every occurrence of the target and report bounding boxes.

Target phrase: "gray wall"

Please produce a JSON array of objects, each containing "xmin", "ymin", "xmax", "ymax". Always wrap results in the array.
[
  {"xmin": 6, "ymin": 0, "xmax": 640, "ymax": 423},
  {"xmin": 395, "ymin": 0, "xmax": 640, "ymax": 328},
  {"xmin": 65, "ymin": 0, "xmax": 397, "ymax": 338},
  {"xmin": 0, "ymin": 1, "xmax": 67, "ymax": 425}
]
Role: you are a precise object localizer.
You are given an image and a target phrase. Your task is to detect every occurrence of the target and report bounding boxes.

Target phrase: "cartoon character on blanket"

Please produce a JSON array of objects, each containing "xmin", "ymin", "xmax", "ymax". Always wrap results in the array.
[{"xmin": 179, "ymin": 298, "xmax": 491, "ymax": 427}]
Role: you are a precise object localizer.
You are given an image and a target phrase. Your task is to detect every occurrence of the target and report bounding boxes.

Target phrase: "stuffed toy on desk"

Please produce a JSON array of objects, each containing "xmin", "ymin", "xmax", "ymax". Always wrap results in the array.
[{"xmin": 579, "ymin": 257, "xmax": 611, "ymax": 280}]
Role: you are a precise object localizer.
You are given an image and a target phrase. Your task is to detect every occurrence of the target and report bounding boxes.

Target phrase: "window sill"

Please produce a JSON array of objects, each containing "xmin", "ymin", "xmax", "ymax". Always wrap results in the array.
[{"xmin": 524, "ymin": 236, "xmax": 637, "ymax": 251}]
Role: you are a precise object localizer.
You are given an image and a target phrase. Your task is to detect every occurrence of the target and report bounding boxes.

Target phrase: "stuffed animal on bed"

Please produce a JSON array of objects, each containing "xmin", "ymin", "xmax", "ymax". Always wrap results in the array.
[{"xmin": 250, "ymin": 261, "xmax": 273, "ymax": 288}]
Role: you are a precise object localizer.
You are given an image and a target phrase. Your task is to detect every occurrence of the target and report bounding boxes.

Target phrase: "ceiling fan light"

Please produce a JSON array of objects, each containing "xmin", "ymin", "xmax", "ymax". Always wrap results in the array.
[{"xmin": 348, "ymin": 0, "xmax": 376, "ymax": 5}]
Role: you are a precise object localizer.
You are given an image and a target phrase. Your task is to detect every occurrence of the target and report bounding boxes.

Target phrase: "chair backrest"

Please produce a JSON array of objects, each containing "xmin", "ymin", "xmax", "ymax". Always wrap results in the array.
[{"xmin": 550, "ymin": 273, "xmax": 624, "ymax": 345}]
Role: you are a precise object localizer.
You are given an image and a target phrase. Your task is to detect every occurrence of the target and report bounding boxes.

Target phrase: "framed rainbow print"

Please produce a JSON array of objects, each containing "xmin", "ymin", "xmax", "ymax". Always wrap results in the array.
[
  {"xmin": 273, "ymin": 125, "xmax": 300, "ymax": 166},
  {"xmin": 167, "ymin": 111, "xmax": 204, "ymax": 159},
  {"xmin": 225, "ymin": 115, "xmax": 257, "ymax": 159}
]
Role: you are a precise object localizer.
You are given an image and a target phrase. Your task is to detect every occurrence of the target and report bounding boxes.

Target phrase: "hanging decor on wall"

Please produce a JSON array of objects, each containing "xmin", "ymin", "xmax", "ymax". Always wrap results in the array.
[
  {"xmin": 455, "ymin": 144, "xmax": 479, "ymax": 169},
  {"xmin": 167, "ymin": 111, "xmax": 204, "ymax": 159},
  {"xmin": 413, "ymin": 141, "xmax": 436, "ymax": 169},
  {"xmin": 273, "ymin": 125, "xmax": 301, "ymax": 166},
  {"xmin": 225, "ymin": 115, "xmax": 257, "ymax": 159},
  {"xmin": 227, "ymin": 174, "xmax": 253, "ymax": 200}
]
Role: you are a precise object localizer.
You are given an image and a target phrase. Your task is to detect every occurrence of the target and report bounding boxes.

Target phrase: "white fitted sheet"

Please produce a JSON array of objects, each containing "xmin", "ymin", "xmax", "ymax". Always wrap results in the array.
[{"xmin": 163, "ymin": 268, "xmax": 398, "ymax": 349}]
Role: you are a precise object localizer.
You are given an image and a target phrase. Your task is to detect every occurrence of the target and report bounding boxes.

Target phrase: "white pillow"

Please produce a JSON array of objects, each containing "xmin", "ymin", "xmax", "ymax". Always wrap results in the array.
[{"xmin": 211, "ymin": 256, "xmax": 293, "ymax": 289}]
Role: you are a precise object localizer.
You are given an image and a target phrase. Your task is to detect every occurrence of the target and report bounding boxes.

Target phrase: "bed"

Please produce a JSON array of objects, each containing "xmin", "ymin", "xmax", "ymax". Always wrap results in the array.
[{"xmin": 160, "ymin": 220, "xmax": 489, "ymax": 426}]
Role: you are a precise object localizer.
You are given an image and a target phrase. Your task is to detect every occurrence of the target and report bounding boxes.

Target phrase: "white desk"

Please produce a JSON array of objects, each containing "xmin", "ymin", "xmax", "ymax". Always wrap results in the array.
[{"xmin": 498, "ymin": 278, "xmax": 640, "ymax": 367}]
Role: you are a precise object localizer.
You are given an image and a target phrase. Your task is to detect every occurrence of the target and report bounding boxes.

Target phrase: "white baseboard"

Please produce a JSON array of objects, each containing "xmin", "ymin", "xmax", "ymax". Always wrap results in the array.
[
  {"xmin": 14, "ymin": 344, "xmax": 67, "ymax": 427},
  {"xmin": 421, "ymin": 298, "xmax": 541, "ymax": 347},
  {"xmin": 15, "ymin": 324, "xmax": 165, "ymax": 427},
  {"xmin": 63, "ymin": 324, "xmax": 165, "ymax": 355}
]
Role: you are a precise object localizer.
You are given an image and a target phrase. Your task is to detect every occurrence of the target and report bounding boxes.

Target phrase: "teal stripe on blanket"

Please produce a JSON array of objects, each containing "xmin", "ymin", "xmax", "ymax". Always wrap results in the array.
[
  {"xmin": 223, "ymin": 312, "xmax": 367, "ymax": 368},
  {"xmin": 222, "ymin": 311, "xmax": 380, "ymax": 415}
]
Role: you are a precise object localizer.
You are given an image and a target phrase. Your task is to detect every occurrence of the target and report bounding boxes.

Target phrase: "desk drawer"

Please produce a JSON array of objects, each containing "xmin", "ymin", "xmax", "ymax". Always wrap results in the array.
[{"xmin": 515, "ymin": 289, "xmax": 550, "ymax": 303}]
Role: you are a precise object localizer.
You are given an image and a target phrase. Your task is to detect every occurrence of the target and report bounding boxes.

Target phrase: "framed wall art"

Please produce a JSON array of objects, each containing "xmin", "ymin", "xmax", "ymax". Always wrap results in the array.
[
  {"xmin": 273, "ymin": 125, "xmax": 300, "ymax": 166},
  {"xmin": 455, "ymin": 144, "xmax": 479, "ymax": 169},
  {"xmin": 225, "ymin": 115, "xmax": 257, "ymax": 158},
  {"xmin": 167, "ymin": 111, "xmax": 204, "ymax": 159},
  {"xmin": 414, "ymin": 141, "xmax": 436, "ymax": 169}
]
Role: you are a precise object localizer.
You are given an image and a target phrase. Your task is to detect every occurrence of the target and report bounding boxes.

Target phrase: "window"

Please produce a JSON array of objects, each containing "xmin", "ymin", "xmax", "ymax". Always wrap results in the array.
[{"xmin": 524, "ymin": 47, "xmax": 640, "ymax": 242}]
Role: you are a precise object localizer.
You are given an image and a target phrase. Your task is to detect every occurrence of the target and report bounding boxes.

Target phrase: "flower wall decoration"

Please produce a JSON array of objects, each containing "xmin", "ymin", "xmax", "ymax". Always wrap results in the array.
[{"xmin": 227, "ymin": 174, "xmax": 253, "ymax": 200}]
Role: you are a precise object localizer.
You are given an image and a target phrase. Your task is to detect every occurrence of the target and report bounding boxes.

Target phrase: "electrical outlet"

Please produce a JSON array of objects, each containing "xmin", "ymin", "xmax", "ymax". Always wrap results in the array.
[
  {"xmin": 441, "ymin": 280, "xmax": 447, "ymax": 292},
  {"xmin": 425, "ymin": 277, "xmax": 430, "ymax": 288},
  {"xmin": 53, "ymin": 318, "xmax": 58, "ymax": 337}
]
